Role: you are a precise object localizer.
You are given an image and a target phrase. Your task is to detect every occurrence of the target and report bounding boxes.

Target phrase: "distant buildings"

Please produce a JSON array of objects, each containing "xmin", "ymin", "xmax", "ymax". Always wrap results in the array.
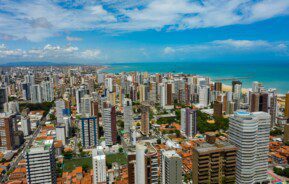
[
  {"xmin": 285, "ymin": 92, "xmax": 289, "ymax": 118},
  {"xmin": 26, "ymin": 139, "xmax": 56, "ymax": 184},
  {"xmin": 229, "ymin": 111, "xmax": 270, "ymax": 184},
  {"xmin": 92, "ymin": 146, "xmax": 107, "ymax": 184}
]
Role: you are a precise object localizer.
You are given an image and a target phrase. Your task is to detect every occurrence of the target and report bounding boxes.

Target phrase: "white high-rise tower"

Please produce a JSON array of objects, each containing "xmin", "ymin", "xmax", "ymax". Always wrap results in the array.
[{"xmin": 229, "ymin": 111, "xmax": 270, "ymax": 184}]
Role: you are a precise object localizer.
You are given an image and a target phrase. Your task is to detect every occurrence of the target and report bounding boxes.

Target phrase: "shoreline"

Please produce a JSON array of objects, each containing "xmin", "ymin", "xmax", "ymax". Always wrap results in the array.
[{"xmin": 102, "ymin": 65, "xmax": 287, "ymax": 96}]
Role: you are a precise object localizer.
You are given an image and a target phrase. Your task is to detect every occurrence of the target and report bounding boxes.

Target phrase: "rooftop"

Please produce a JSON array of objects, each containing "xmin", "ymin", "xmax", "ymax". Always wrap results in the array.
[
  {"xmin": 27, "ymin": 138, "xmax": 54, "ymax": 153},
  {"xmin": 195, "ymin": 139, "xmax": 237, "ymax": 154}
]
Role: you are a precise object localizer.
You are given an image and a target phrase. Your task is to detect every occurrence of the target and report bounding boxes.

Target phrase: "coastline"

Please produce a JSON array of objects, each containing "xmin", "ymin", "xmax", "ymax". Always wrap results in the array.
[{"xmin": 102, "ymin": 62, "xmax": 289, "ymax": 95}]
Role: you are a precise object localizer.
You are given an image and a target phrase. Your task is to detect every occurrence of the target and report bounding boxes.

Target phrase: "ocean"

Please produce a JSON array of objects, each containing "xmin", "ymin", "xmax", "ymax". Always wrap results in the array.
[{"xmin": 103, "ymin": 61, "xmax": 289, "ymax": 94}]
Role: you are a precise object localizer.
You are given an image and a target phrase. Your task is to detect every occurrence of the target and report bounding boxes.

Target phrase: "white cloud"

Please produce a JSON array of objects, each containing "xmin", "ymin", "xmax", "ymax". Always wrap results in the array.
[
  {"xmin": 163, "ymin": 39, "xmax": 289, "ymax": 54},
  {"xmin": 0, "ymin": 0, "xmax": 289, "ymax": 41},
  {"xmin": 66, "ymin": 36, "xmax": 82, "ymax": 42},
  {"xmin": 0, "ymin": 44, "xmax": 6, "ymax": 50},
  {"xmin": 163, "ymin": 47, "xmax": 175, "ymax": 54},
  {"xmin": 80, "ymin": 49, "xmax": 101, "ymax": 59},
  {"xmin": 212, "ymin": 39, "xmax": 270, "ymax": 48},
  {"xmin": 0, "ymin": 44, "xmax": 101, "ymax": 60}
]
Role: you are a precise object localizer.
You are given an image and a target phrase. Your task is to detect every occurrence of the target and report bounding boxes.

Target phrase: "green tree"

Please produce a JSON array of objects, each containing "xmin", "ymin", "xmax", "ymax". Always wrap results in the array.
[
  {"xmin": 283, "ymin": 168, "xmax": 289, "ymax": 177},
  {"xmin": 273, "ymin": 167, "xmax": 283, "ymax": 176},
  {"xmin": 175, "ymin": 130, "xmax": 181, "ymax": 137},
  {"xmin": 49, "ymin": 114, "xmax": 56, "ymax": 121},
  {"xmin": 270, "ymin": 128, "xmax": 283, "ymax": 136},
  {"xmin": 117, "ymin": 120, "xmax": 124, "ymax": 129},
  {"xmin": 63, "ymin": 150, "xmax": 73, "ymax": 159},
  {"xmin": 118, "ymin": 147, "xmax": 124, "ymax": 153},
  {"xmin": 82, "ymin": 163, "xmax": 89, "ymax": 172}
]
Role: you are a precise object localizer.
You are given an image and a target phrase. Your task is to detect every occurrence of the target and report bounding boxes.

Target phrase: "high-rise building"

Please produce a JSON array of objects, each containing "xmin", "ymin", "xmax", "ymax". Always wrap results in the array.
[
  {"xmin": 24, "ymin": 73, "xmax": 35, "ymax": 84},
  {"xmin": 285, "ymin": 92, "xmax": 289, "ymax": 118},
  {"xmin": 166, "ymin": 83, "xmax": 173, "ymax": 106},
  {"xmin": 213, "ymin": 100, "xmax": 223, "ymax": 117},
  {"xmin": 81, "ymin": 94, "xmax": 92, "ymax": 117},
  {"xmin": 92, "ymin": 146, "xmax": 107, "ymax": 184},
  {"xmin": 199, "ymin": 85, "xmax": 210, "ymax": 107},
  {"xmin": 55, "ymin": 99, "xmax": 66, "ymax": 124},
  {"xmin": 283, "ymin": 124, "xmax": 289, "ymax": 143},
  {"xmin": 41, "ymin": 80, "xmax": 54, "ymax": 102},
  {"xmin": 232, "ymin": 81, "xmax": 242, "ymax": 101},
  {"xmin": 0, "ymin": 86, "xmax": 8, "ymax": 112},
  {"xmin": 123, "ymin": 98, "xmax": 133, "ymax": 133},
  {"xmin": 76, "ymin": 85, "xmax": 88, "ymax": 113},
  {"xmin": 6, "ymin": 101, "xmax": 19, "ymax": 114},
  {"xmin": 229, "ymin": 111, "xmax": 270, "ymax": 184},
  {"xmin": 160, "ymin": 83, "xmax": 174, "ymax": 109},
  {"xmin": 161, "ymin": 150, "xmax": 182, "ymax": 184},
  {"xmin": 214, "ymin": 81, "xmax": 222, "ymax": 92},
  {"xmin": 136, "ymin": 142, "xmax": 158, "ymax": 184},
  {"xmin": 105, "ymin": 77, "xmax": 113, "ymax": 92},
  {"xmin": 268, "ymin": 89, "xmax": 278, "ymax": 127},
  {"xmin": 140, "ymin": 103, "xmax": 150, "ymax": 136},
  {"xmin": 139, "ymin": 84, "xmax": 147, "ymax": 103},
  {"xmin": 180, "ymin": 108, "xmax": 197, "ymax": 138},
  {"xmin": 79, "ymin": 117, "xmax": 99, "ymax": 148},
  {"xmin": 0, "ymin": 113, "xmax": 16, "ymax": 151},
  {"xmin": 259, "ymin": 92, "xmax": 269, "ymax": 112},
  {"xmin": 128, "ymin": 152, "xmax": 136, "ymax": 184},
  {"xmin": 103, "ymin": 103, "xmax": 117, "ymax": 146},
  {"xmin": 30, "ymin": 84, "xmax": 42, "ymax": 103},
  {"xmin": 26, "ymin": 139, "xmax": 56, "ymax": 184},
  {"xmin": 252, "ymin": 81, "xmax": 260, "ymax": 92},
  {"xmin": 91, "ymin": 100, "xmax": 99, "ymax": 117},
  {"xmin": 21, "ymin": 83, "xmax": 31, "ymax": 100},
  {"xmin": 149, "ymin": 82, "xmax": 157, "ymax": 102},
  {"xmin": 56, "ymin": 125, "xmax": 66, "ymax": 145},
  {"xmin": 21, "ymin": 115, "xmax": 31, "ymax": 136},
  {"xmin": 250, "ymin": 92, "xmax": 260, "ymax": 112},
  {"xmin": 192, "ymin": 135, "xmax": 237, "ymax": 184},
  {"xmin": 63, "ymin": 116, "xmax": 71, "ymax": 138}
]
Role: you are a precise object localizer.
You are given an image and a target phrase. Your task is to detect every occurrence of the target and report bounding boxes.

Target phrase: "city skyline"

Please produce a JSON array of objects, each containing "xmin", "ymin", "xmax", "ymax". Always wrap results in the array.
[{"xmin": 0, "ymin": 0, "xmax": 289, "ymax": 63}]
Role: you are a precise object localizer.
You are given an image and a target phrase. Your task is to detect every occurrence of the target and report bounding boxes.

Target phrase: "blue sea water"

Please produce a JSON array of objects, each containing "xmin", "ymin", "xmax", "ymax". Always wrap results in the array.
[{"xmin": 104, "ymin": 61, "xmax": 289, "ymax": 94}]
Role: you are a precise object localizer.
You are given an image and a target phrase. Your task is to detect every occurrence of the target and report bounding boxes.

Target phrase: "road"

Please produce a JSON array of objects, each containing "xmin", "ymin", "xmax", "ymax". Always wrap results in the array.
[{"xmin": 1, "ymin": 119, "xmax": 44, "ymax": 182}]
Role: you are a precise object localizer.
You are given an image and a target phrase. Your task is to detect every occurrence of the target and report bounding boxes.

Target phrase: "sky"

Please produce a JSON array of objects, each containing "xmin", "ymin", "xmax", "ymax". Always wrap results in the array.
[{"xmin": 0, "ymin": 0, "xmax": 289, "ymax": 64}]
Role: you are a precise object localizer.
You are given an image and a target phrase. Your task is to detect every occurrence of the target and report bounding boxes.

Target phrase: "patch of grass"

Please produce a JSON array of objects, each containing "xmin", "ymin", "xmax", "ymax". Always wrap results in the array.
[
  {"xmin": 106, "ymin": 153, "xmax": 127, "ymax": 166},
  {"xmin": 63, "ymin": 157, "xmax": 92, "ymax": 172},
  {"xmin": 63, "ymin": 153, "xmax": 127, "ymax": 172}
]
